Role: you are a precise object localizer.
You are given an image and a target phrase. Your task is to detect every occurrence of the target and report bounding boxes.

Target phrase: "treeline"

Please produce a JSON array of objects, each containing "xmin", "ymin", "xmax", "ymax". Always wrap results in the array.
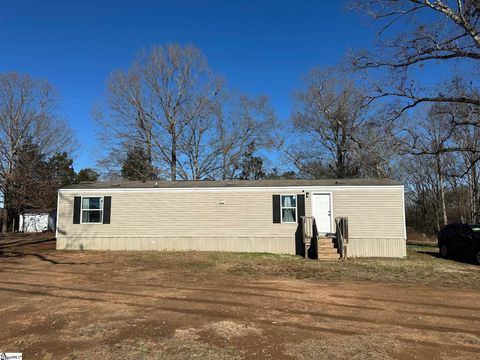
[
  {"xmin": 5, "ymin": 140, "xmax": 100, "ymax": 212},
  {"xmin": 0, "ymin": 1, "xmax": 479, "ymax": 235}
]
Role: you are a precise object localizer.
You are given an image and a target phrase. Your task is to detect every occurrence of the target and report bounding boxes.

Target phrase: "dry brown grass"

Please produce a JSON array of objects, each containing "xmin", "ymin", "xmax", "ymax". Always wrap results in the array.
[{"xmin": 98, "ymin": 243, "xmax": 480, "ymax": 290}]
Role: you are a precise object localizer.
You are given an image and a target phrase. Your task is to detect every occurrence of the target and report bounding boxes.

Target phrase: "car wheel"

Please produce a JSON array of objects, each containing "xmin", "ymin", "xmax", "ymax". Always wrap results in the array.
[
  {"xmin": 440, "ymin": 244, "xmax": 449, "ymax": 258},
  {"xmin": 476, "ymin": 250, "xmax": 480, "ymax": 265}
]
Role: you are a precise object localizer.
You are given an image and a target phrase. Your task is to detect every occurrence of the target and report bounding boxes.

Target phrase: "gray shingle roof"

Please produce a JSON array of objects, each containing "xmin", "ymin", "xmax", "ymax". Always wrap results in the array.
[{"xmin": 62, "ymin": 178, "xmax": 403, "ymax": 190}]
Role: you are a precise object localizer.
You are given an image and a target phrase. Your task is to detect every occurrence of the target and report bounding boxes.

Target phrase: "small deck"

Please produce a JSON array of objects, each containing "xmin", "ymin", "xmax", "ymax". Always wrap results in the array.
[{"xmin": 300, "ymin": 216, "xmax": 349, "ymax": 260}]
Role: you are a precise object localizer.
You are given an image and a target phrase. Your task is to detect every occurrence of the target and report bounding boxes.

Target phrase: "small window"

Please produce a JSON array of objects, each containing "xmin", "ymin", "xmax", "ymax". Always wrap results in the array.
[
  {"xmin": 281, "ymin": 195, "xmax": 296, "ymax": 223},
  {"xmin": 81, "ymin": 197, "xmax": 103, "ymax": 224}
]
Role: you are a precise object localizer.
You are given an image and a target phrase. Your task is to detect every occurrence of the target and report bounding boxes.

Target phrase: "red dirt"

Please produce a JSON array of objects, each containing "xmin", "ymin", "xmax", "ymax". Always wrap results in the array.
[{"xmin": 0, "ymin": 234, "xmax": 479, "ymax": 359}]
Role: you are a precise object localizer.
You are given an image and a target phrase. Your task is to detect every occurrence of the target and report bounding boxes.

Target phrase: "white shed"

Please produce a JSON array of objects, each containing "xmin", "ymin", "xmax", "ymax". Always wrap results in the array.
[{"xmin": 19, "ymin": 209, "xmax": 56, "ymax": 233}]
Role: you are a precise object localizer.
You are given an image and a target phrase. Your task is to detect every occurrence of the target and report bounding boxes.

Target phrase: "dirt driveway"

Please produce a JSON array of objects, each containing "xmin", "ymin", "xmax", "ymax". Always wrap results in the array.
[{"xmin": 1, "ymin": 234, "xmax": 479, "ymax": 359}]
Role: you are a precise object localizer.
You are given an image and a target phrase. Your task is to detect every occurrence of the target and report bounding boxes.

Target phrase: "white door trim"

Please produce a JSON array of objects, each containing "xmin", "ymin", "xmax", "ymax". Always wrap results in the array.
[{"xmin": 311, "ymin": 192, "xmax": 334, "ymax": 233}]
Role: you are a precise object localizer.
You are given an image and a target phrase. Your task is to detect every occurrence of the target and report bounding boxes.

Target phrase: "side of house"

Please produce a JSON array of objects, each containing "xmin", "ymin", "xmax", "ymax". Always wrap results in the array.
[{"xmin": 56, "ymin": 179, "xmax": 406, "ymax": 257}]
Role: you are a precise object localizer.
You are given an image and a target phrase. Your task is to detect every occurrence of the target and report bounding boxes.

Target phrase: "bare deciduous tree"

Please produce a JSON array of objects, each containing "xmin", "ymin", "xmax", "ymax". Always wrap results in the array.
[
  {"xmin": 400, "ymin": 96, "xmax": 480, "ymax": 233},
  {"xmin": 287, "ymin": 67, "xmax": 369, "ymax": 178},
  {"xmin": 354, "ymin": 121, "xmax": 403, "ymax": 178},
  {"xmin": 403, "ymin": 107, "xmax": 453, "ymax": 227},
  {"xmin": 216, "ymin": 95, "xmax": 275, "ymax": 180},
  {"xmin": 97, "ymin": 44, "xmax": 222, "ymax": 180},
  {"xmin": 177, "ymin": 107, "xmax": 219, "ymax": 180},
  {"xmin": 351, "ymin": 0, "xmax": 480, "ymax": 116},
  {"xmin": 451, "ymin": 123, "xmax": 480, "ymax": 221},
  {"xmin": 97, "ymin": 44, "xmax": 275, "ymax": 181},
  {"xmin": 0, "ymin": 72, "xmax": 74, "ymax": 232}
]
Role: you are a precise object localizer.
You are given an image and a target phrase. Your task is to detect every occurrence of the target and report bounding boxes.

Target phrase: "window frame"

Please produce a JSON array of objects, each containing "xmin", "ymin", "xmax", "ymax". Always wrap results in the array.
[
  {"xmin": 80, "ymin": 196, "xmax": 104, "ymax": 225},
  {"xmin": 280, "ymin": 194, "xmax": 297, "ymax": 224}
]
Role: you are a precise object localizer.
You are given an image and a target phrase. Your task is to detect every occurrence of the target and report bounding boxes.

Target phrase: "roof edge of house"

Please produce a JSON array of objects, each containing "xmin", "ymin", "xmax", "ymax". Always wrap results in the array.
[{"xmin": 60, "ymin": 178, "xmax": 404, "ymax": 190}]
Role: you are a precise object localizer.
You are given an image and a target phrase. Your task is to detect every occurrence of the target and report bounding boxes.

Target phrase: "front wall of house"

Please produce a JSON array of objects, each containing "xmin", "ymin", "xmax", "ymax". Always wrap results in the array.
[
  {"xmin": 331, "ymin": 188, "xmax": 406, "ymax": 257},
  {"xmin": 56, "ymin": 186, "xmax": 406, "ymax": 257},
  {"xmin": 57, "ymin": 189, "xmax": 302, "ymax": 253}
]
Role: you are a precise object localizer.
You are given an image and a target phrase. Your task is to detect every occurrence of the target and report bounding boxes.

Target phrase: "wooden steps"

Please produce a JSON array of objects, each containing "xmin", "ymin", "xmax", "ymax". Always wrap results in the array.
[{"xmin": 317, "ymin": 237, "xmax": 340, "ymax": 260}]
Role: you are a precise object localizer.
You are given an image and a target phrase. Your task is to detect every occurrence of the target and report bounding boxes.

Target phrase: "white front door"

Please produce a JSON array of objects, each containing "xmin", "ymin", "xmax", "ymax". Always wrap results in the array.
[{"xmin": 312, "ymin": 193, "xmax": 332, "ymax": 233}]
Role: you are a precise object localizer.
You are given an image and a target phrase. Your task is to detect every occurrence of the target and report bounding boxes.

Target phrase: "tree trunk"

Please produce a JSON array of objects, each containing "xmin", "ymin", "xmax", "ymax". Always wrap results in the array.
[
  {"xmin": 453, "ymin": 184, "xmax": 466, "ymax": 223},
  {"xmin": 439, "ymin": 177, "xmax": 448, "ymax": 226},
  {"xmin": 422, "ymin": 198, "xmax": 429, "ymax": 234},
  {"xmin": 222, "ymin": 152, "xmax": 228, "ymax": 180},
  {"xmin": 2, "ymin": 208, "xmax": 7, "ymax": 233},
  {"xmin": 471, "ymin": 164, "xmax": 479, "ymax": 223},
  {"xmin": 336, "ymin": 149, "xmax": 344, "ymax": 178},
  {"xmin": 435, "ymin": 154, "xmax": 448, "ymax": 226},
  {"xmin": 171, "ymin": 135, "xmax": 177, "ymax": 181}
]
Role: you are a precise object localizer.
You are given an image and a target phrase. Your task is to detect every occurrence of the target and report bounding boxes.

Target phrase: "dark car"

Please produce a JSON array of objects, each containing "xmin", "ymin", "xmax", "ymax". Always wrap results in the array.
[{"xmin": 438, "ymin": 224, "xmax": 480, "ymax": 265}]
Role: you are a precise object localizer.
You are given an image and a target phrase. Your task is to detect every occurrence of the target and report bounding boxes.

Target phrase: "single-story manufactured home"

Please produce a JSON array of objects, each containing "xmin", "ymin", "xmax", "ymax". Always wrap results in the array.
[{"xmin": 56, "ymin": 179, "xmax": 406, "ymax": 258}]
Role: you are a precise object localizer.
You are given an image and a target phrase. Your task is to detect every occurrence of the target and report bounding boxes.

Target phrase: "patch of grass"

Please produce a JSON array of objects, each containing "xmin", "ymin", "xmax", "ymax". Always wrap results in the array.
[
  {"xmin": 407, "ymin": 240, "xmax": 437, "ymax": 247},
  {"xmin": 187, "ymin": 261, "xmax": 215, "ymax": 270},
  {"xmin": 233, "ymin": 252, "xmax": 283, "ymax": 260},
  {"xmin": 81, "ymin": 243, "xmax": 480, "ymax": 290}
]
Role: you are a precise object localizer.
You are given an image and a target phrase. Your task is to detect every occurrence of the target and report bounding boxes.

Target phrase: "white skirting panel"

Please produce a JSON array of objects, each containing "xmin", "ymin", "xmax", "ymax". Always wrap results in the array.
[
  {"xmin": 56, "ymin": 236, "xmax": 296, "ymax": 254},
  {"xmin": 347, "ymin": 237, "xmax": 406, "ymax": 258}
]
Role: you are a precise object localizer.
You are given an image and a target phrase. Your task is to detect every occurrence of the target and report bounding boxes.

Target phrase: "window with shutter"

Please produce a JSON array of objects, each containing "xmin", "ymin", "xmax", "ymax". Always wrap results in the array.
[
  {"xmin": 272, "ymin": 195, "xmax": 281, "ymax": 223},
  {"xmin": 280, "ymin": 195, "xmax": 297, "ymax": 223},
  {"xmin": 297, "ymin": 194, "xmax": 305, "ymax": 223}
]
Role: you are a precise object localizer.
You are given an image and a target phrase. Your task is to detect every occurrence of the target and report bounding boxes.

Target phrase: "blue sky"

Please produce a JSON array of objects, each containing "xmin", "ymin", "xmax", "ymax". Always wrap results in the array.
[{"xmin": 0, "ymin": 1, "xmax": 374, "ymax": 171}]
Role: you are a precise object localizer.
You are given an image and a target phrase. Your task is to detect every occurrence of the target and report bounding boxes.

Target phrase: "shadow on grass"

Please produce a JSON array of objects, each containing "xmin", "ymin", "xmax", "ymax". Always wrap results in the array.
[
  {"xmin": 416, "ymin": 249, "xmax": 478, "ymax": 265},
  {"xmin": 416, "ymin": 250, "xmax": 442, "ymax": 258},
  {"xmin": 406, "ymin": 241, "xmax": 438, "ymax": 249}
]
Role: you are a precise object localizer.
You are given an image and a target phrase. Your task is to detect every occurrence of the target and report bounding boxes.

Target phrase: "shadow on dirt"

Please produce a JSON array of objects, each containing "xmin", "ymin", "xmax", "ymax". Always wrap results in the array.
[
  {"xmin": 0, "ymin": 235, "xmax": 94, "ymax": 265},
  {"xmin": 0, "ymin": 249, "xmax": 61, "ymax": 264},
  {"xmin": 0, "ymin": 236, "xmax": 54, "ymax": 249},
  {"xmin": 1, "ymin": 279, "xmax": 479, "ymax": 339}
]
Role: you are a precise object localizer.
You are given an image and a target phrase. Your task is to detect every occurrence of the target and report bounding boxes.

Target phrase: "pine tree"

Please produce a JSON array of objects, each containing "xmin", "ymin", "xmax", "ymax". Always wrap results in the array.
[
  {"xmin": 121, "ymin": 146, "xmax": 157, "ymax": 181},
  {"xmin": 77, "ymin": 168, "xmax": 99, "ymax": 182}
]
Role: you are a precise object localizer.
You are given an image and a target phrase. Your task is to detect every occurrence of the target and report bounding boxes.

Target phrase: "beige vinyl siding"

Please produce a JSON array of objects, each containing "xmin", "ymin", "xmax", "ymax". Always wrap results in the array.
[
  {"xmin": 56, "ymin": 186, "xmax": 406, "ymax": 257},
  {"xmin": 58, "ymin": 191, "xmax": 299, "ymax": 237},
  {"xmin": 56, "ymin": 236, "xmax": 295, "ymax": 253},
  {"xmin": 57, "ymin": 190, "xmax": 300, "ymax": 253},
  {"xmin": 331, "ymin": 188, "xmax": 406, "ymax": 257},
  {"xmin": 332, "ymin": 189, "xmax": 404, "ymax": 238},
  {"xmin": 346, "ymin": 238, "xmax": 406, "ymax": 257}
]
